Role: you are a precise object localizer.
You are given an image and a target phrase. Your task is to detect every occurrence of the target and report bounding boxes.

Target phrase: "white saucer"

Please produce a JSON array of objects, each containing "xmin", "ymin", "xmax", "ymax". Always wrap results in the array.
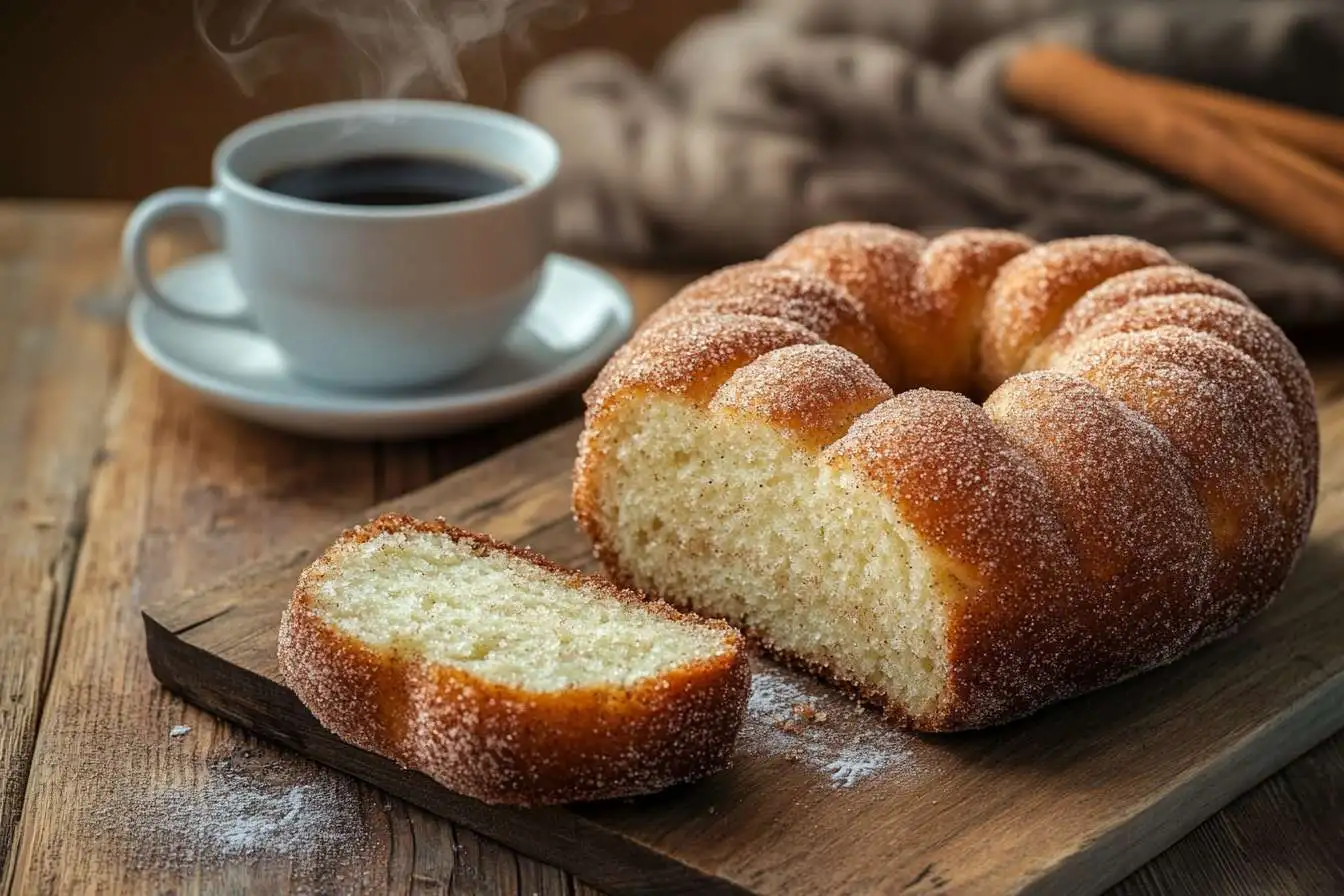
[{"xmin": 129, "ymin": 253, "xmax": 633, "ymax": 440}]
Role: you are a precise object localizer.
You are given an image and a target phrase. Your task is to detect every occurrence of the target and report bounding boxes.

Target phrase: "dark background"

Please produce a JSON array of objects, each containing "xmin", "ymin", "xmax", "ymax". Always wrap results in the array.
[{"xmin": 0, "ymin": 0, "xmax": 734, "ymax": 199}]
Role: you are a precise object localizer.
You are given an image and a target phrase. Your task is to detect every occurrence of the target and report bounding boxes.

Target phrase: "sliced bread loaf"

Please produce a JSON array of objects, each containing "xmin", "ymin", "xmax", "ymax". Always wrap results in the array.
[{"xmin": 278, "ymin": 513, "xmax": 750, "ymax": 805}]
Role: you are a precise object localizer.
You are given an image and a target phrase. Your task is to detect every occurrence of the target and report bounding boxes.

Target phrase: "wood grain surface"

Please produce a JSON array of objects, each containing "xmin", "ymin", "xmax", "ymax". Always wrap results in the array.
[
  {"xmin": 0, "ymin": 205, "xmax": 129, "ymax": 887},
  {"xmin": 3, "ymin": 200, "xmax": 1344, "ymax": 894}
]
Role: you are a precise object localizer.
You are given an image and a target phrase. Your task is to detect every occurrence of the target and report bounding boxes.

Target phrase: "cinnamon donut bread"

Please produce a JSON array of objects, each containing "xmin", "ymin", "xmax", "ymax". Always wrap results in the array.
[
  {"xmin": 279, "ymin": 514, "xmax": 749, "ymax": 804},
  {"xmin": 574, "ymin": 223, "xmax": 1318, "ymax": 731}
]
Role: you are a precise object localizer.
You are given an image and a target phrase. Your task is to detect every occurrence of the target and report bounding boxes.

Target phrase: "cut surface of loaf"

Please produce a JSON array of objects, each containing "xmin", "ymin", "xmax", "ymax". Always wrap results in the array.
[
  {"xmin": 576, "ymin": 224, "xmax": 1318, "ymax": 731},
  {"xmin": 279, "ymin": 513, "xmax": 750, "ymax": 805}
]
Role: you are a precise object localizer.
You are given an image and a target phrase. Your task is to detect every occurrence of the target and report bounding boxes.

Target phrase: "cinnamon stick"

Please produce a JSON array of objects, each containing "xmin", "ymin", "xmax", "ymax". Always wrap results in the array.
[
  {"xmin": 1118, "ymin": 68, "xmax": 1344, "ymax": 170},
  {"xmin": 1004, "ymin": 45, "xmax": 1344, "ymax": 263}
]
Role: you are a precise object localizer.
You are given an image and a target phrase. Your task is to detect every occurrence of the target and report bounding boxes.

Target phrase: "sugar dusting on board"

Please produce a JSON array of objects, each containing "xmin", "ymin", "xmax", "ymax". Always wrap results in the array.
[
  {"xmin": 89, "ymin": 749, "xmax": 369, "ymax": 869},
  {"xmin": 180, "ymin": 768, "xmax": 361, "ymax": 858},
  {"xmin": 742, "ymin": 664, "xmax": 915, "ymax": 788}
]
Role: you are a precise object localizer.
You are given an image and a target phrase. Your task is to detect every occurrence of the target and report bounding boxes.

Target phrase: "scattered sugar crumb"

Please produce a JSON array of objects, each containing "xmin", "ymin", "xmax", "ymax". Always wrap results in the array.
[
  {"xmin": 169, "ymin": 725, "xmax": 192, "ymax": 738},
  {"xmin": 742, "ymin": 667, "xmax": 914, "ymax": 788},
  {"xmin": 792, "ymin": 702, "xmax": 817, "ymax": 721}
]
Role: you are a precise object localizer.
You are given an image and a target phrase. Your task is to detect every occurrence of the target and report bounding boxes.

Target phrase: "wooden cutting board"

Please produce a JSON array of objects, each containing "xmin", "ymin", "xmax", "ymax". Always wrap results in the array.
[{"xmin": 143, "ymin": 377, "xmax": 1344, "ymax": 896}]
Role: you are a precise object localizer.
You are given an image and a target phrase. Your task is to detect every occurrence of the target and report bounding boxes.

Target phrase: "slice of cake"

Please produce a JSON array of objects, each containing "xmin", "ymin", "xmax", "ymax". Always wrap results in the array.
[{"xmin": 279, "ymin": 513, "xmax": 750, "ymax": 806}]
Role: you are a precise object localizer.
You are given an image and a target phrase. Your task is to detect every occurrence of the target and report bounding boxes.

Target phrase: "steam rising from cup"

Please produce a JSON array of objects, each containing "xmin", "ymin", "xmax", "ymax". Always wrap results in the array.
[{"xmin": 194, "ymin": 0, "xmax": 592, "ymax": 99}]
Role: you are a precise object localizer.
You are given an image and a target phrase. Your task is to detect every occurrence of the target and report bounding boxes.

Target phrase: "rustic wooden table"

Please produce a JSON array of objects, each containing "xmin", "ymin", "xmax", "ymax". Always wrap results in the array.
[{"xmin": 2, "ymin": 201, "xmax": 1342, "ymax": 895}]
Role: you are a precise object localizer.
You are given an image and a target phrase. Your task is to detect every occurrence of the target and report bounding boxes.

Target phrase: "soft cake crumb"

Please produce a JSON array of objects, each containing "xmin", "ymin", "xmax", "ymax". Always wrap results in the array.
[{"xmin": 308, "ymin": 527, "xmax": 733, "ymax": 692}]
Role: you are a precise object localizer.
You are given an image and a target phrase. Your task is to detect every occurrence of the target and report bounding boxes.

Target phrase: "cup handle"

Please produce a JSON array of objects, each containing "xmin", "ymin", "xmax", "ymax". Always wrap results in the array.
[{"xmin": 121, "ymin": 187, "xmax": 252, "ymax": 326}]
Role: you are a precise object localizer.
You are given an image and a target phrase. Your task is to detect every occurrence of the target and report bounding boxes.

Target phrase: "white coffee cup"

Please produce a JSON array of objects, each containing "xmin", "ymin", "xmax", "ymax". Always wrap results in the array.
[{"xmin": 122, "ymin": 100, "xmax": 559, "ymax": 391}]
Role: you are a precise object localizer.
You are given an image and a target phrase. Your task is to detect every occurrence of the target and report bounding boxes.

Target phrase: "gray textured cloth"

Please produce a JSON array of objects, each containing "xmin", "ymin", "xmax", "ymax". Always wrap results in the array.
[{"xmin": 519, "ymin": 0, "xmax": 1344, "ymax": 325}]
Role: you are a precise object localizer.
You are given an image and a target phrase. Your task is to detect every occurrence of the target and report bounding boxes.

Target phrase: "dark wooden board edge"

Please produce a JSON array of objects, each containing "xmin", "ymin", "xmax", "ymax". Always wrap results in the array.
[
  {"xmin": 1027, "ymin": 668, "xmax": 1344, "ymax": 896},
  {"xmin": 142, "ymin": 612, "xmax": 752, "ymax": 896}
]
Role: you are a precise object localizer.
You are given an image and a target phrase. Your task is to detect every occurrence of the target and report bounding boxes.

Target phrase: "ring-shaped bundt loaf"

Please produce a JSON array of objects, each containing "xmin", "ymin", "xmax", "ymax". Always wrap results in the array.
[{"xmin": 575, "ymin": 224, "xmax": 1318, "ymax": 730}]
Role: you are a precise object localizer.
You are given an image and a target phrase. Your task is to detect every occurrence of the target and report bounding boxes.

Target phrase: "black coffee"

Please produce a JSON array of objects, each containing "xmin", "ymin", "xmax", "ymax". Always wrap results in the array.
[{"xmin": 257, "ymin": 154, "xmax": 523, "ymax": 207}]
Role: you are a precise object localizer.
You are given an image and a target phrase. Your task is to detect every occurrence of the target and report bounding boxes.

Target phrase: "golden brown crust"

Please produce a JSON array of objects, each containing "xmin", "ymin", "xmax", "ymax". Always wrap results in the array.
[
  {"xmin": 278, "ymin": 513, "xmax": 751, "ymax": 806},
  {"xmin": 648, "ymin": 261, "xmax": 899, "ymax": 383},
  {"xmin": 769, "ymin": 225, "xmax": 1038, "ymax": 395},
  {"xmin": 1028, "ymin": 265, "xmax": 1252, "ymax": 369},
  {"xmin": 1055, "ymin": 329, "xmax": 1309, "ymax": 638},
  {"xmin": 710, "ymin": 344, "xmax": 895, "ymax": 451},
  {"xmin": 768, "ymin": 222, "xmax": 928, "ymax": 385},
  {"xmin": 907, "ymin": 229, "xmax": 1038, "ymax": 395},
  {"xmin": 979, "ymin": 236, "xmax": 1174, "ymax": 389},
  {"xmin": 983, "ymin": 372, "xmax": 1215, "ymax": 674},
  {"xmin": 1045, "ymin": 293, "xmax": 1319, "ymax": 521},
  {"xmin": 583, "ymin": 312, "xmax": 822, "ymax": 420}
]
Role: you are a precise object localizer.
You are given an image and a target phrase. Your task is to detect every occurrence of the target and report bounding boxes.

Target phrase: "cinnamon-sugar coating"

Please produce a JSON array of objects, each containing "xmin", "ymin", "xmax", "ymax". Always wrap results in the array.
[
  {"xmin": 910, "ymin": 229, "xmax": 1037, "ymax": 395},
  {"xmin": 1029, "ymin": 265, "xmax": 1251, "ymax": 369},
  {"xmin": 769, "ymin": 222, "xmax": 927, "ymax": 384},
  {"xmin": 585, "ymin": 312, "xmax": 822, "ymax": 419},
  {"xmin": 1051, "ymin": 294, "xmax": 1318, "ymax": 518},
  {"xmin": 650, "ymin": 260, "xmax": 898, "ymax": 383},
  {"xmin": 1055, "ymin": 328, "xmax": 1309, "ymax": 639},
  {"xmin": 711, "ymin": 343, "xmax": 895, "ymax": 451},
  {"xmin": 984, "ymin": 371, "xmax": 1215, "ymax": 674},
  {"xmin": 979, "ymin": 236, "xmax": 1173, "ymax": 388}
]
